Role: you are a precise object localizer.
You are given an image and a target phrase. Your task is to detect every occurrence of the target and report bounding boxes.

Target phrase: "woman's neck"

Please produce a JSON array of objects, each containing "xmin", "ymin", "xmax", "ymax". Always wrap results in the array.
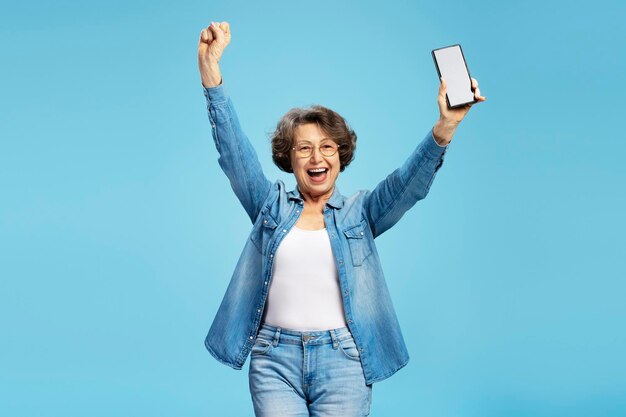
[{"xmin": 299, "ymin": 186, "xmax": 334, "ymax": 213}]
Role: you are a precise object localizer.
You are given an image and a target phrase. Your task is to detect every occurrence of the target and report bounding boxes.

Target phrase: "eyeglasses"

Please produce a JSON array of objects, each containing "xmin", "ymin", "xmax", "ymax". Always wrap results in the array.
[{"xmin": 292, "ymin": 141, "xmax": 341, "ymax": 158}]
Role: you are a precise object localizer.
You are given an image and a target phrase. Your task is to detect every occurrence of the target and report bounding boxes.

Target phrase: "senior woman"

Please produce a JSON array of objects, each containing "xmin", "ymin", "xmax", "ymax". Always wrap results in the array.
[{"xmin": 198, "ymin": 21, "xmax": 485, "ymax": 416}]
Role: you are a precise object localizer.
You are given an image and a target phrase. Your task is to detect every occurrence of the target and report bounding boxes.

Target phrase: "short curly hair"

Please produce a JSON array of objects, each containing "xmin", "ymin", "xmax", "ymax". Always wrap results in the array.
[{"xmin": 271, "ymin": 105, "xmax": 357, "ymax": 173}]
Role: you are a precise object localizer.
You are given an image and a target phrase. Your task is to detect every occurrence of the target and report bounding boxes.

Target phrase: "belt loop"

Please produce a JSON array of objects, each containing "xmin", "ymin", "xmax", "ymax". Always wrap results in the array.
[
  {"xmin": 329, "ymin": 329, "xmax": 338, "ymax": 349},
  {"xmin": 273, "ymin": 327, "xmax": 281, "ymax": 347}
]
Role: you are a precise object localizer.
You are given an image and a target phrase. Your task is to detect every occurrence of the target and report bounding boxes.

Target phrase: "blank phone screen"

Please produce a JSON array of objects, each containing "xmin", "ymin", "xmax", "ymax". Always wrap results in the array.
[{"xmin": 432, "ymin": 45, "xmax": 475, "ymax": 108}]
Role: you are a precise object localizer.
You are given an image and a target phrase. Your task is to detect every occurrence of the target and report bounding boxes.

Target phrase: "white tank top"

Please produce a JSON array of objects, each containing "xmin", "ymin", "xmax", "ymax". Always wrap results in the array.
[{"xmin": 262, "ymin": 226, "xmax": 348, "ymax": 331}]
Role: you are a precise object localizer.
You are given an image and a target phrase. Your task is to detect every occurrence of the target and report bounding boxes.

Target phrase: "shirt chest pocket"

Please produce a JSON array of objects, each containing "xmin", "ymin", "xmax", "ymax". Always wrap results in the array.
[
  {"xmin": 250, "ymin": 211, "xmax": 278, "ymax": 254},
  {"xmin": 342, "ymin": 219, "xmax": 372, "ymax": 267}
]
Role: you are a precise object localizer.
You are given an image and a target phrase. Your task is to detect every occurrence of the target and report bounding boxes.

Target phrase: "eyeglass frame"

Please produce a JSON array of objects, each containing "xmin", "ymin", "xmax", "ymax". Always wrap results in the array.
[{"xmin": 291, "ymin": 140, "xmax": 342, "ymax": 158}]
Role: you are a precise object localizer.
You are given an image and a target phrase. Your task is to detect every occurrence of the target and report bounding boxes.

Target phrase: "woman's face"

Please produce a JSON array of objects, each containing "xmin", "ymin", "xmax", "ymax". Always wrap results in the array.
[{"xmin": 291, "ymin": 123, "xmax": 341, "ymax": 200}]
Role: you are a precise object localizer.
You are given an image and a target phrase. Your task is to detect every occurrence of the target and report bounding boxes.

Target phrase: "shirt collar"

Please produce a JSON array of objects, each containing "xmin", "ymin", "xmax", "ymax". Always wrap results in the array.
[{"xmin": 288, "ymin": 186, "xmax": 345, "ymax": 209}]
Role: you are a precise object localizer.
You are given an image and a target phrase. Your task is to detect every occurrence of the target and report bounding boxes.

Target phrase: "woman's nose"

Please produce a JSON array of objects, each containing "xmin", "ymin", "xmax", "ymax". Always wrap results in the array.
[{"xmin": 309, "ymin": 146, "xmax": 323, "ymax": 162}]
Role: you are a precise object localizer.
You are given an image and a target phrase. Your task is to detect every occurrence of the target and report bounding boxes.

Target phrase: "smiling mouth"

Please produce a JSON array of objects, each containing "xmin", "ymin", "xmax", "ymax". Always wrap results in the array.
[
  {"xmin": 306, "ymin": 168, "xmax": 329, "ymax": 183},
  {"xmin": 307, "ymin": 168, "xmax": 328, "ymax": 177}
]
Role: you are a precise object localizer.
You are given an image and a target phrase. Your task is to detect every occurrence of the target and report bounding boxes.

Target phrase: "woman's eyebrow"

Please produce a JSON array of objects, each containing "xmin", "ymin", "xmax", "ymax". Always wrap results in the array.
[{"xmin": 296, "ymin": 137, "xmax": 332, "ymax": 143}]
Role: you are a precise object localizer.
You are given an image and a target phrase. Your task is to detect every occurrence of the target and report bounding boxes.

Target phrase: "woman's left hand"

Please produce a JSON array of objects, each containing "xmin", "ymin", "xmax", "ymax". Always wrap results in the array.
[{"xmin": 432, "ymin": 77, "xmax": 486, "ymax": 146}]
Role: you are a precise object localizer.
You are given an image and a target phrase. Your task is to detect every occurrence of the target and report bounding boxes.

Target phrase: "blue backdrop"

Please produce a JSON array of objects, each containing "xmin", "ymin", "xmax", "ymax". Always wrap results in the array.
[{"xmin": 1, "ymin": 0, "xmax": 625, "ymax": 416}]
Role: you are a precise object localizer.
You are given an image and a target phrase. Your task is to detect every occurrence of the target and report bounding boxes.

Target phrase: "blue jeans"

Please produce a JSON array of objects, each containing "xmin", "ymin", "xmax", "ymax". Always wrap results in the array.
[{"xmin": 249, "ymin": 323, "xmax": 372, "ymax": 416}]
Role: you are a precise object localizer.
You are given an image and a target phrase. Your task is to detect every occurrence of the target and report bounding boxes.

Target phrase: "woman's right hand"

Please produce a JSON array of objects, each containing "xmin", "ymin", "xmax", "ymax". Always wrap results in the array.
[{"xmin": 198, "ymin": 21, "xmax": 231, "ymax": 88}]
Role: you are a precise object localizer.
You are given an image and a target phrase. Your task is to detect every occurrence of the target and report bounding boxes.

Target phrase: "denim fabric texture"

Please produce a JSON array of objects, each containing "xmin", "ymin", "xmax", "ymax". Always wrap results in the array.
[
  {"xmin": 249, "ymin": 324, "xmax": 372, "ymax": 416},
  {"xmin": 203, "ymin": 84, "xmax": 447, "ymax": 384}
]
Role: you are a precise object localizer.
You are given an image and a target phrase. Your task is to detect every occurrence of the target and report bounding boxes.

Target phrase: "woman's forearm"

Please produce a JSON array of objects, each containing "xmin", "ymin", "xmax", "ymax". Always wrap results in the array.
[
  {"xmin": 201, "ymin": 62, "xmax": 223, "ymax": 88},
  {"xmin": 432, "ymin": 118, "xmax": 458, "ymax": 146}
]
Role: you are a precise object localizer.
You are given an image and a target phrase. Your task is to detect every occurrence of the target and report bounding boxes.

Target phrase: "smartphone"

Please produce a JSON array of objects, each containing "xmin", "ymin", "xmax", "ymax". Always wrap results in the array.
[{"xmin": 432, "ymin": 44, "xmax": 476, "ymax": 109}]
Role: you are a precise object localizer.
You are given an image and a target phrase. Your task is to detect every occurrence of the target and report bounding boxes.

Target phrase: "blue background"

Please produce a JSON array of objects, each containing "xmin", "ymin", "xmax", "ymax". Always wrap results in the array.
[{"xmin": 1, "ymin": 0, "xmax": 625, "ymax": 415}]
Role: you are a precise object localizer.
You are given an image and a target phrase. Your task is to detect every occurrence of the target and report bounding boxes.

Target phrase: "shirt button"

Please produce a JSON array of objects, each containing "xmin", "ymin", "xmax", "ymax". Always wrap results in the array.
[
  {"xmin": 257, "ymin": 309, "xmax": 261, "ymax": 313},
  {"xmin": 264, "ymin": 220, "xmax": 267, "ymax": 224},
  {"xmin": 344, "ymin": 290, "xmax": 348, "ymax": 295},
  {"xmin": 339, "ymin": 260, "xmax": 344, "ymax": 265},
  {"xmin": 264, "ymin": 281, "xmax": 268, "ymax": 285},
  {"xmin": 348, "ymin": 319, "xmax": 353, "ymax": 324},
  {"xmin": 360, "ymin": 347, "xmax": 364, "ymax": 353},
  {"xmin": 296, "ymin": 210, "xmax": 300, "ymax": 214},
  {"xmin": 360, "ymin": 231, "xmax": 364, "ymax": 235},
  {"xmin": 249, "ymin": 336, "xmax": 253, "ymax": 340},
  {"xmin": 330, "ymin": 233, "xmax": 335, "ymax": 238},
  {"xmin": 282, "ymin": 229, "xmax": 287, "ymax": 233},
  {"xmin": 270, "ymin": 254, "xmax": 273, "ymax": 258}
]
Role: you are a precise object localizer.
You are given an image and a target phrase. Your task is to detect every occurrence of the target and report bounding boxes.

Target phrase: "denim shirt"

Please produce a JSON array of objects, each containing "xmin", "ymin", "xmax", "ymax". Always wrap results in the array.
[{"xmin": 202, "ymin": 84, "xmax": 448, "ymax": 385}]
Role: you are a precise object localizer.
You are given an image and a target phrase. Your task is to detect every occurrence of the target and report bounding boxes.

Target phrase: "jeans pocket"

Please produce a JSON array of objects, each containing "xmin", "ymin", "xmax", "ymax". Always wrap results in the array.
[
  {"xmin": 338, "ymin": 336, "xmax": 361, "ymax": 362},
  {"xmin": 251, "ymin": 338, "xmax": 272, "ymax": 356}
]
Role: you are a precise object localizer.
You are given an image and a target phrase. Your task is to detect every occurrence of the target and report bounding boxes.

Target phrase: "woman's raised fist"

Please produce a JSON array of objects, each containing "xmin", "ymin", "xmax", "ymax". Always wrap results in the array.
[{"xmin": 198, "ymin": 21, "xmax": 231, "ymax": 87}]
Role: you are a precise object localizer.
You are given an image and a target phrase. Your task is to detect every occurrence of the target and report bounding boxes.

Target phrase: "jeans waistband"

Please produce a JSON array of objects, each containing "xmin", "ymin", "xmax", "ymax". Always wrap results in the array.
[{"xmin": 257, "ymin": 323, "xmax": 353, "ymax": 347}]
